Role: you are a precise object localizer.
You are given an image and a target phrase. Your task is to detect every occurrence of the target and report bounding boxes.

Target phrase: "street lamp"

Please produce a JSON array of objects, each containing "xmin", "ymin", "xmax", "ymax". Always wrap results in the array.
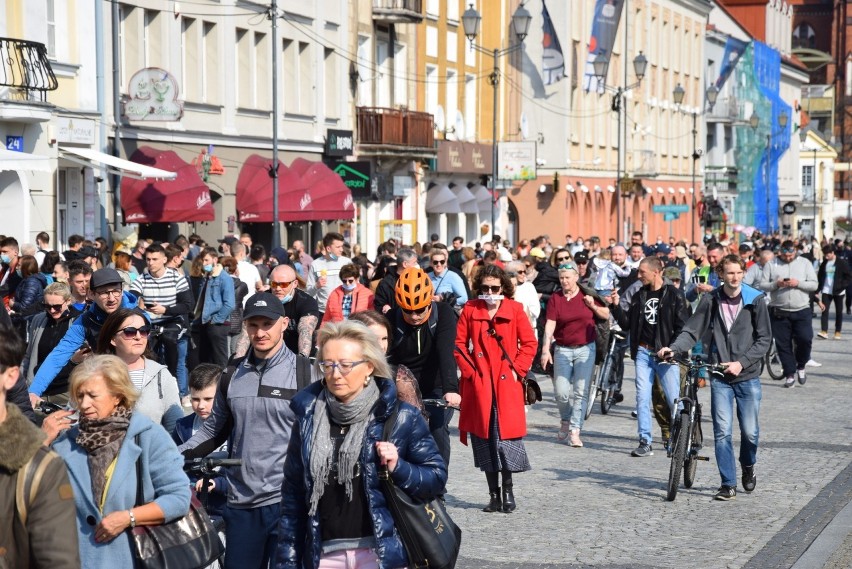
[
  {"xmin": 463, "ymin": 3, "xmax": 532, "ymax": 241},
  {"xmin": 593, "ymin": 51, "xmax": 648, "ymax": 243},
  {"xmin": 672, "ymin": 83, "xmax": 723, "ymax": 242}
]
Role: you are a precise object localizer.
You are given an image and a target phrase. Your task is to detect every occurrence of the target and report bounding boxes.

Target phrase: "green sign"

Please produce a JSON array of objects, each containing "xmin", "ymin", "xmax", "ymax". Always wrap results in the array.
[
  {"xmin": 653, "ymin": 204, "xmax": 690, "ymax": 214},
  {"xmin": 333, "ymin": 161, "xmax": 372, "ymax": 199}
]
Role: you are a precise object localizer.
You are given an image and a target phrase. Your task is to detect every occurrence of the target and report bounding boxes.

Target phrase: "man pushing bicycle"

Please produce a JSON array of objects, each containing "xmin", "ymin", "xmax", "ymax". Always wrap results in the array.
[{"xmin": 658, "ymin": 254, "xmax": 771, "ymax": 501}]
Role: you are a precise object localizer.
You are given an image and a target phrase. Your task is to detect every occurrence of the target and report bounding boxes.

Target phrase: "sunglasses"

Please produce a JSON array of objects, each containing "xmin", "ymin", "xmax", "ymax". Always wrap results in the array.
[
  {"xmin": 116, "ymin": 325, "xmax": 151, "ymax": 339},
  {"xmin": 341, "ymin": 278, "xmax": 357, "ymax": 285},
  {"xmin": 558, "ymin": 263, "xmax": 578, "ymax": 271},
  {"xmin": 270, "ymin": 279, "xmax": 296, "ymax": 289},
  {"xmin": 780, "ymin": 248, "xmax": 795, "ymax": 253},
  {"xmin": 556, "ymin": 256, "xmax": 572, "ymax": 262},
  {"xmin": 431, "ymin": 259, "xmax": 446, "ymax": 265},
  {"xmin": 480, "ymin": 285, "xmax": 502, "ymax": 294},
  {"xmin": 42, "ymin": 302, "xmax": 65, "ymax": 312},
  {"xmin": 402, "ymin": 306, "xmax": 430, "ymax": 316}
]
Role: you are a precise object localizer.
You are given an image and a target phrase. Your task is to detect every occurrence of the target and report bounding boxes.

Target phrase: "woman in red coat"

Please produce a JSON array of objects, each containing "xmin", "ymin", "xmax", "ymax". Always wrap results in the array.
[{"xmin": 455, "ymin": 264, "xmax": 537, "ymax": 514}]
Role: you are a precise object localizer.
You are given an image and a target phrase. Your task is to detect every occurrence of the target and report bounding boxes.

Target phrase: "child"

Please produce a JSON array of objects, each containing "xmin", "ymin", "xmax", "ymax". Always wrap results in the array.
[
  {"xmin": 591, "ymin": 249, "xmax": 631, "ymax": 297},
  {"xmin": 172, "ymin": 363, "xmax": 229, "ymax": 515}
]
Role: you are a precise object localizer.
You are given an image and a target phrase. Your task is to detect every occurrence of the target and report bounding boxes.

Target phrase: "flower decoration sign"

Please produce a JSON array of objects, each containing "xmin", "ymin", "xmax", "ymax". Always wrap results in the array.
[{"xmin": 123, "ymin": 67, "xmax": 184, "ymax": 122}]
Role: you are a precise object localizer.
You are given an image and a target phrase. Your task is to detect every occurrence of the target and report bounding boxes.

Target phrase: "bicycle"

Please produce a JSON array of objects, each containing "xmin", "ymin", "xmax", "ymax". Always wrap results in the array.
[
  {"xmin": 183, "ymin": 456, "xmax": 242, "ymax": 568},
  {"xmin": 762, "ymin": 338, "xmax": 783, "ymax": 380},
  {"xmin": 660, "ymin": 354, "xmax": 726, "ymax": 501},
  {"xmin": 421, "ymin": 398, "xmax": 460, "ymax": 411},
  {"xmin": 589, "ymin": 330, "xmax": 627, "ymax": 418}
]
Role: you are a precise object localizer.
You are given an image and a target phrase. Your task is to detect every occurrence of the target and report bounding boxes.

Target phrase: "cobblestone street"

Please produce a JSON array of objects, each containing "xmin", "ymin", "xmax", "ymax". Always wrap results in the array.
[{"xmin": 444, "ymin": 320, "xmax": 852, "ymax": 569}]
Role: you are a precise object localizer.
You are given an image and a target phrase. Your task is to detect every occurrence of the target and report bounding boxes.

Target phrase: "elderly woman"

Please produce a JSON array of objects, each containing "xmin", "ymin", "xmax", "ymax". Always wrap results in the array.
[
  {"xmin": 49, "ymin": 355, "xmax": 190, "ymax": 568},
  {"xmin": 275, "ymin": 321, "xmax": 446, "ymax": 569},
  {"xmin": 540, "ymin": 261, "xmax": 609, "ymax": 447},
  {"xmin": 96, "ymin": 308, "xmax": 183, "ymax": 433},
  {"xmin": 506, "ymin": 260, "xmax": 540, "ymax": 331},
  {"xmin": 455, "ymin": 264, "xmax": 537, "ymax": 513}
]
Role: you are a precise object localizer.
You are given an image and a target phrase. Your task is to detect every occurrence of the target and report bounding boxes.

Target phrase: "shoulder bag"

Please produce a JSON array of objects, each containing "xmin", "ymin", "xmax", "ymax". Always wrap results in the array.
[
  {"xmin": 378, "ymin": 406, "xmax": 462, "ymax": 569},
  {"xmin": 129, "ymin": 435, "xmax": 224, "ymax": 569}
]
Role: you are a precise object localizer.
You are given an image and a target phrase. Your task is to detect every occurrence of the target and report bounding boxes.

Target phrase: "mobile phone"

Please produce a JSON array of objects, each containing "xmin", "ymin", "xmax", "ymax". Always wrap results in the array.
[
  {"xmin": 64, "ymin": 404, "xmax": 80, "ymax": 424},
  {"xmin": 698, "ymin": 275, "xmax": 707, "ymax": 284},
  {"xmin": 783, "ymin": 277, "xmax": 791, "ymax": 282}
]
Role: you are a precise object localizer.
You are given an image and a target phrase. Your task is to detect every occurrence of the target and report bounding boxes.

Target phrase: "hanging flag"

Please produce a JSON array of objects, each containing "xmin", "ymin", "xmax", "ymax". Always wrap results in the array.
[
  {"xmin": 541, "ymin": 0, "xmax": 566, "ymax": 86},
  {"xmin": 583, "ymin": 0, "xmax": 626, "ymax": 93},
  {"xmin": 715, "ymin": 36, "xmax": 749, "ymax": 91}
]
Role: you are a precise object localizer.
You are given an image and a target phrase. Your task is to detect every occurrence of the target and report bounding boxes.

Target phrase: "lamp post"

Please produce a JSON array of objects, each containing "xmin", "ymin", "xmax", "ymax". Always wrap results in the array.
[
  {"xmin": 750, "ymin": 110, "xmax": 788, "ymax": 234},
  {"xmin": 462, "ymin": 3, "xmax": 532, "ymax": 241},
  {"xmin": 672, "ymin": 83, "xmax": 719, "ymax": 243},
  {"xmin": 592, "ymin": 51, "xmax": 647, "ymax": 243}
]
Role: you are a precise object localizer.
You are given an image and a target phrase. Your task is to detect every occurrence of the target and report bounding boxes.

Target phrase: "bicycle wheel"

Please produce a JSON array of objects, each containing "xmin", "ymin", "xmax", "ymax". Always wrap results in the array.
[
  {"xmin": 600, "ymin": 357, "xmax": 615, "ymax": 415},
  {"xmin": 765, "ymin": 341, "xmax": 784, "ymax": 380},
  {"xmin": 666, "ymin": 412, "xmax": 690, "ymax": 501},
  {"xmin": 585, "ymin": 367, "xmax": 602, "ymax": 420}
]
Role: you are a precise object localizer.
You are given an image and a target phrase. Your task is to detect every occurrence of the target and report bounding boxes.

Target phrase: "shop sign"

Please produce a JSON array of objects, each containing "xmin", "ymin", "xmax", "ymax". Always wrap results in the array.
[
  {"xmin": 55, "ymin": 118, "xmax": 95, "ymax": 145},
  {"xmin": 325, "ymin": 130, "xmax": 354, "ymax": 157},
  {"xmin": 435, "ymin": 140, "xmax": 492, "ymax": 173},
  {"xmin": 332, "ymin": 161, "xmax": 372, "ymax": 199},
  {"xmin": 497, "ymin": 141, "xmax": 537, "ymax": 180},
  {"xmin": 123, "ymin": 67, "xmax": 184, "ymax": 122},
  {"xmin": 393, "ymin": 175, "xmax": 413, "ymax": 197},
  {"xmin": 782, "ymin": 202, "xmax": 796, "ymax": 215}
]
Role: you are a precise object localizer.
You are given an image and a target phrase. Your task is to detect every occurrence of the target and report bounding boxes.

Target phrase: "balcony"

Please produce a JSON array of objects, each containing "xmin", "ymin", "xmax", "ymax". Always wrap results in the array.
[
  {"xmin": 372, "ymin": 0, "xmax": 424, "ymax": 24},
  {"xmin": 630, "ymin": 149, "xmax": 658, "ymax": 177},
  {"xmin": 0, "ymin": 37, "xmax": 57, "ymax": 123},
  {"xmin": 357, "ymin": 107, "xmax": 436, "ymax": 158},
  {"xmin": 707, "ymin": 97, "xmax": 739, "ymax": 123}
]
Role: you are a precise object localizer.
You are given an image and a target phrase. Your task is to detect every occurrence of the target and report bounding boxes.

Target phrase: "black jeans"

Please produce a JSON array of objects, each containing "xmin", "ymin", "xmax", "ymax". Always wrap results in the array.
[
  {"xmin": 770, "ymin": 307, "xmax": 813, "ymax": 377},
  {"xmin": 426, "ymin": 389, "xmax": 454, "ymax": 472},
  {"xmin": 198, "ymin": 322, "xmax": 230, "ymax": 367},
  {"xmin": 148, "ymin": 321, "xmax": 183, "ymax": 378},
  {"xmin": 821, "ymin": 293, "xmax": 845, "ymax": 333}
]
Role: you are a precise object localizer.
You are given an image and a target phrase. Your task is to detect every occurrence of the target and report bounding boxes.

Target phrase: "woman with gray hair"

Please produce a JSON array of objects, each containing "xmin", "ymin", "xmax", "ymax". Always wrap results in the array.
[
  {"xmin": 540, "ymin": 261, "xmax": 609, "ymax": 447},
  {"xmin": 275, "ymin": 320, "xmax": 446, "ymax": 569}
]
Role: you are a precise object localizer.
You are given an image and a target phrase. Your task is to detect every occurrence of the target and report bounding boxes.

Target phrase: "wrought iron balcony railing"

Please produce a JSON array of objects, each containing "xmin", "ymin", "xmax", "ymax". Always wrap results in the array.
[{"xmin": 0, "ymin": 37, "xmax": 58, "ymax": 102}]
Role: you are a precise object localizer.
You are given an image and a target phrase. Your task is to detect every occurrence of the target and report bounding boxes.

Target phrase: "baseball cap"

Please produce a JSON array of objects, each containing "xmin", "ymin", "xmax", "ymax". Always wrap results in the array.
[
  {"xmin": 498, "ymin": 250, "xmax": 512, "ymax": 262},
  {"xmin": 90, "ymin": 268, "xmax": 124, "ymax": 290},
  {"xmin": 739, "ymin": 243, "xmax": 752, "ymax": 252},
  {"xmin": 662, "ymin": 267, "xmax": 682, "ymax": 281},
  {"xmin": 79, "ymin": 246, "xmax": 100, "ymax": 259},
  {"xmin": 218, "ymin": 236, "xmax": 239, "ymax": 247},
  {"xmin": 573, "ymin": 252, "xmax": 589, "ymax": 264},
  {"xmin": 655, "ymin": 244, "xmax": 671, "ymax": 255},
  {"xmin": 675, "ymin": 245, "xmax": 688, "ymax": 259},
  {"xmin": 243, "ymin": 292, "xmax": 287, "ymax": 320},
  {"xmin": 529, "ymin": 247, "xmax": 547, "ymax": 259}
]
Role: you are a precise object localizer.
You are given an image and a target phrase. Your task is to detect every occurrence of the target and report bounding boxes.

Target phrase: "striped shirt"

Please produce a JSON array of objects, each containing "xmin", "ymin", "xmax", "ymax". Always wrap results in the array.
[
  {"xmin": 130, "ymin": 268, "xmax": 189, "ymax": 322},
  {"xmin": 129, "ymin": 368, "xmax": 145, "ymax": 391}
]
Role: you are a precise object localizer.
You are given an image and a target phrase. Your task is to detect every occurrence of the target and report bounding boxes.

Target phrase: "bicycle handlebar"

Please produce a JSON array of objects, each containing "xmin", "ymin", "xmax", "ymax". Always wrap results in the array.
[
  {"xmin": 421, "ymin": 398, "xmax": 460, "ymax": 411},
  {"xmin": 660, "ymin": 354, "xmax": 727, "ymax": 374},
  {"xmin": 184, "ymin": 457, "xmax": 243, "ymax": 472}
]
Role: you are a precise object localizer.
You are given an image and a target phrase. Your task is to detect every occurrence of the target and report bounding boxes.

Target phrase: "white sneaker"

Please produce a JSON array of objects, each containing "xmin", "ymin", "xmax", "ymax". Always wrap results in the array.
[
  {"xmin": 181, "ymin": 395, "xmax": 192, "ymax": 408},
  {"xmin": 805, "ymin": 359, "xmax": 822, "ymax": 368}
]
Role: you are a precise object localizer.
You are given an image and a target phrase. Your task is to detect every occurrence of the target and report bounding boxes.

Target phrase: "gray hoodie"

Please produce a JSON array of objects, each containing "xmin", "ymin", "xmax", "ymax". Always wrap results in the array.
[
  {"xmin": 136, "ymin": 358, "xmax": 183, "ymax": 434},
  {"xmin": 758, "ymin": 256, "xmax": 818, "ymax": 311}
]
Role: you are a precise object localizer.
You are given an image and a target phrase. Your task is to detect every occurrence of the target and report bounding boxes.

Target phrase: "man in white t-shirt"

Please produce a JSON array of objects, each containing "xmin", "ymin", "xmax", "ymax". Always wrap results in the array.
[
  {"xmin": 306, "ymin": 232, "xmax": 351, "ymax": 318},
  {"xmin": 231, "ymin": 242, "xmax": 262, "ymax": 306}
]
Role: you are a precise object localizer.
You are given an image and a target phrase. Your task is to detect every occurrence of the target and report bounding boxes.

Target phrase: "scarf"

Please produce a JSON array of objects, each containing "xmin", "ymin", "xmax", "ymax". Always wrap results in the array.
[
  {"xmin": 308, "ymin": 379, "xmax": 380, "ymax": 516},
  {"xmin": 76, "ymin": 406, "xmax": 132, "ymax": 506}
]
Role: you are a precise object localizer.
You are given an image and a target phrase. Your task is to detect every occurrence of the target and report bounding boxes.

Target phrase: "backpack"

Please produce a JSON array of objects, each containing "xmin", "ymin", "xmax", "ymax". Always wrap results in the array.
[{"xmin": 15, "ymin": 447, "xmax": 59, "ymax": 526}]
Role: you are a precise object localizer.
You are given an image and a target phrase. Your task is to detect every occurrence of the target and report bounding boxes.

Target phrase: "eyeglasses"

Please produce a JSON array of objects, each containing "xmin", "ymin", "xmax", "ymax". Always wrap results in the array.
[
  {"xmin": 42, "ymin": 302, "xmax": 65, "ymax": 312},
  {"xmin": 318, "ymin": 360, "xmax": 368, "ymax": 376},
  {"xmin": 431, "ymin": 259, "xmax": 446, "ymax": 265},
  {"xmin": 402, "ymin": 306, "xmax": 430, "ymax": 316},
  {"xmin": 480, "ymin": 285, "xmax": 502, "ymax": 294},
  {"xmin": 116, "ymin": 325, "xmax": 151, "ymax": 339},
  {"xmin": 270, "ymin": 279, "xmax": 296, "ymax": 289},
  {"xmin": 341, "ymin": 278, "xmax": 357, "ymax": 285},
  {"xmin": 556, "ymin": 256, "xmax": 572, "ymax": 262},
  {"xmin": 95, "ymin": 289, "xmax": 123, "ymax": 299}
]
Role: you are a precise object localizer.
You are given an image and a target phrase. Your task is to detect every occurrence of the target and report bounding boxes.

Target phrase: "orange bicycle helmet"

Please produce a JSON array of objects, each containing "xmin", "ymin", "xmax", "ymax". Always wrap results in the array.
[{"xmin": 395, "ymin": 268, "xmax": 433, "ymax": 311}]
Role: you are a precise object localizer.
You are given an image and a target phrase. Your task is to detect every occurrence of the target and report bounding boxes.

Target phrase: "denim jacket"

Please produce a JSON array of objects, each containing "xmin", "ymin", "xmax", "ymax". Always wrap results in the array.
[{"xmin": 200, "ymin": 265, "xmax": 235, "ymax": 325}]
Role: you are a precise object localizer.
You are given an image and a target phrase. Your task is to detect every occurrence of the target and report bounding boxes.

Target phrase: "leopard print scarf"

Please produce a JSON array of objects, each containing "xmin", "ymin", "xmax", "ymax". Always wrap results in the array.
[{"xmin": 76, "ymin": 406, "xmax": 132, "ymax": 507}]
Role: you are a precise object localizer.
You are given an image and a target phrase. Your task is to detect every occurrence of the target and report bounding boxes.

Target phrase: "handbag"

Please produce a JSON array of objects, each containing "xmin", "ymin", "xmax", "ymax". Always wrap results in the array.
[
  {"xmin": 129, "ymin": 436, "xmax": 224, "ymax": 569},
  {"xmin": 379, "ymin": 407, "xmax": 462, "ymax": 569},
  {"xmin": 488, "ymin": 320, "xmax": 542, "ymax": 405}
]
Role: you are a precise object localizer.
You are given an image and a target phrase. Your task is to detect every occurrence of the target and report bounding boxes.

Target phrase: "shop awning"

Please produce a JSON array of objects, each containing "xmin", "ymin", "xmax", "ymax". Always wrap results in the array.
[
  {"xmin": 119, "ymin": 146, "xmax": 214, "ymax": 223},
  {"xmin": 470, "ymin": 184, "xmax": 493, "ymax": 216},
  {"xmin": 288, "ymin": 158, "xmax": 355, "ymax": 221},
  {"xmin": 0, "ymin": 147, "xmax": 51, "ymax": 172},
  {"xmin": 60, "ymin": 146, "xmax": 177, "ymax": 180},
  {"xmin": 451, "ymin": 183, "xmax": 479, "ymax": 214},
  {"xmin": 425, "ymin": 183, "xmax": 461, "ymax": 214}
]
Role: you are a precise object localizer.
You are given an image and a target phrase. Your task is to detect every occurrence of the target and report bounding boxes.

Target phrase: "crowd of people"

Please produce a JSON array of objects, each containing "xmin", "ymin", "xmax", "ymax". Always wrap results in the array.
[{"xmin": 0, "ymin": 224, "xmax": 846, "ymax": 567}]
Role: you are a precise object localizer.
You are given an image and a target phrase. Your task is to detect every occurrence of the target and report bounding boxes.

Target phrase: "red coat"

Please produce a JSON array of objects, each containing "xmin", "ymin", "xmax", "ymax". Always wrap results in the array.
[
  {"xmin": 322, "ymin": 284, "xmax": 375, "ymax": 324},
  {"xmin": 454, "ymin": 298, "xmax": 537, "ymax": 444}
]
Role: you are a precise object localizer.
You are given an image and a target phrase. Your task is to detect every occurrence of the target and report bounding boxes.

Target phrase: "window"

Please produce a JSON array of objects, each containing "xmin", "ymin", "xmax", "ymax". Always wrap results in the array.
[
  {"xmin": 182, "ymin": 17, "xmax": 199, "ymax": 101},
  {"xmin": 447, "ymin": 31, "xmax": 458, "ymax": 63},
  {"xmin": 202, "ymin": 22, "xmax": 219, "ymax": 104},
  {"xmin": 447, "ymin": 0, "xmax": 460, "ymax": 22},
  {"xmin": 446, "ymin": 69, "xmax": 458, "ymax": 133},
  {"xmin": 792, "ymin": 22, "xmax": 816, "ymax": 50},
  {"xmin": 255, "ymin": 32, "xmax": 269, "ymax": 108},
  {"xmin": 426, "ymin": 0, "xmax": 440, "ymax": 17},
  {"xmin": 802, "ymin": 165, "xmax": 814, "ymax": 198},
  {"xmin": 425, "ymin": 65, "xmax": 438, "ymax": 116},
  {"xmin": 376, "ymin": 37, "xmax": 391, "ymax": 108},
  {"xmin": 465, "ymin": 74, "xmax": 476, "ymax": 140},
  {"xmin": 282, "ymin": 39, "xmax": 297, "ymax": 111},
  {"xmin": 236, "ymin": 28, "xmax": 251, "ymax": 107},
  {"xmin": 356, "ymin": 35, "xmax": 372, "ymax": 106},
  {"xmin": 46, "ymin": 0, "xmax": 56, "ymax": 58},
  {"xmin": 299, "ymin": 42, "xmax": 312, "ymax": 114},
  {"xmin": 393, "ymin": 44, "xmax": 407, "ymax": 107},
  {"xmin": 144, "ymin": 10, "xmax": 162, "ymax": 68},
  {"xmin": 325, "ymin": 48, "xmax": 338, "ymax": 118}
]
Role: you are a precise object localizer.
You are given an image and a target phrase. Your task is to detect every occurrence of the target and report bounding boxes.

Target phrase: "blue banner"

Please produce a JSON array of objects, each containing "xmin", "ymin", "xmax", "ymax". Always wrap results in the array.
[
  {"xmin": 583, "ymin": 0, "xmax": 625, "ymax": 92},
  {"xmin": 715, "ymin": 37, "xmax": 748, "ymax": 90},
  {"xmin": 541, "ymin": 0, "xmax": 566, "ymax": 86}
]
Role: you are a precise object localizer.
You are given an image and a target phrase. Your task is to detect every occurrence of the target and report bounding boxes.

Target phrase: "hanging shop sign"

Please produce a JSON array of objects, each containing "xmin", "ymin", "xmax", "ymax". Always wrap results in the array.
[
  {"xmin": 497, "ymin": 141, "xmax": 537, "ymax": 181},
  {"xmin": 332, "ymin": 161, "xmax": 372, "ymax": 200},
  {"xmin": 435, "ymin": 141, "xmax": 492, "ymax": 174},
  {"xmin": 123, "ymin": 68, "xmax": 184, "ymax": 122},
  {"xmin": 782, "ymin": 202, "xmax": 796, "ymax": 215},
  {"xmin": 325, "ymin": 130, "xmax": 354, "ymax": 157},
  {"xmin": 55, "ymin": 118, "xmax": 95, "ymax": 145}
]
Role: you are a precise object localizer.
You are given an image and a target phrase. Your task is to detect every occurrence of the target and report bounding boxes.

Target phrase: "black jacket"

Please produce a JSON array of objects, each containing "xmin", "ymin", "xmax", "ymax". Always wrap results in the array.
[
  {"xmin": 374, "ymin": 265, "xmax": 401, "ymax": 313},
  {"xmin": 611, "ymin": 283, "xmax": 692, "ymax": 359},
  {"xmin": 817, "ymin": 257, "xmax": 852, "ymax": 295}
]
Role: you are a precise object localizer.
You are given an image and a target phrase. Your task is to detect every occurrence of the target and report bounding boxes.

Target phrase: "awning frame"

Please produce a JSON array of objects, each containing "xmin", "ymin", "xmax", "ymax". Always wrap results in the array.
[
  {"xmin": 0, "ymin": 147, "xmax": 52, "ymax": 173},
  {"xmin": 59, "ymin": 147, "xmax": 177, "ymax": 180}
]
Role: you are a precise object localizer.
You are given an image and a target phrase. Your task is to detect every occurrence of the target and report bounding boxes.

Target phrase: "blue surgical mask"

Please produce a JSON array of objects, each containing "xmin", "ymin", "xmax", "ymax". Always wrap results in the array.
[
  {"xmin": 280, "ymin": 292, "xmax": 294, "ymax": 304},
  {"xmin": 342, "ymin": 282, "xmax": 357, "ymax": 292},
  {"xmin": 15, "ymin": 269, "xmax": 22, "ymax": 278},
  {"xmin": 0, "ymin": 254, "xmax": 10, "ymax": 265},
  {"xmin": 327, "ymin": 253, "xmax": 338, "ymax": 262},
  {"xmin": 203, "ymin": 264, "xmax": 213, "ymax": 273}
]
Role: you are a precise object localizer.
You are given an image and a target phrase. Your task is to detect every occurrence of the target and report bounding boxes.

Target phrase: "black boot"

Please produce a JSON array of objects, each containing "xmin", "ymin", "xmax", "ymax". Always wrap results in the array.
[
  {"xmin": 502, "ymin": 484, "xmax": 516, "ymax": 513},
  {"xmin": 483, "ymin": 488, "xmax": 502, "ymax": 512}
]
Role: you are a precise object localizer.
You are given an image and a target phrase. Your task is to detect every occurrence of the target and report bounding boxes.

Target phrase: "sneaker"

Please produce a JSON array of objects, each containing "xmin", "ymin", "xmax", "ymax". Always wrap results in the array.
[
  {"xmin": 714, "ymin": 485, "xmax": 737, "ymax": 501},
  {"xmin": 631, "ymin": 410, "xmax": 638, "ymax": 418},
  {"xmin": 613, "ymin": 391, "xmax": 625, "ymax": 403},
  {"xmin": 806, "ymin": 359, "xmax": 822, "ymax": 368},
  {"xmin": 817, "ymin": 331, "xmax": 828, "ymax": 339},
  {"xmin": 181, "ymin": 395, "xmax": 192, "ymax": 408},
  {"xmin": 797, "ymin": 369, "xmax": 807, "ymax": 385},
  {"xmin": 742, "ymin": 465, "xmax": 756, "ymax": 492},
  {"xmin": 557, "ymin": 420, "xmax": 571, "ymax": 441},
  {"xmin": 835, "ymin": 332, "xmax": 842, "ymax": 340},
  {"xmin": 631, "ymin": 440, "xmax": 653, "ymax": 457},
  {"xmin": 784, "ymin": 376, "xmax": 796, "ymax": 388},
  {"xmin": 569, "ymin": 428, "xmax": 583, "ymax": 448}
]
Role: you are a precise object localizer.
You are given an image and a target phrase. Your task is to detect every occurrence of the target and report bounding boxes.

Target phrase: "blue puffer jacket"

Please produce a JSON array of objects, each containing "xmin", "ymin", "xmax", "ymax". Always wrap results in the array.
[
  {"xmin": 274, "ymin": 377, "xmax": 447, "ymax": 569},
  {"xmin": 13, "ymin": 272, "xmax": 48, "ymax": 317}
]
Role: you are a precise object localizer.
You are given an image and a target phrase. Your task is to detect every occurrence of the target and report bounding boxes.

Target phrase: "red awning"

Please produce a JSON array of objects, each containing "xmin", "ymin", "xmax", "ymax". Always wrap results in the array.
[
  {"xmin": 236, "ymin": 155, "xmax": 354, "ymax": 222},
  {"xmin": 120, "ymin": 146, "xmax": 214, "ymax": 223}
]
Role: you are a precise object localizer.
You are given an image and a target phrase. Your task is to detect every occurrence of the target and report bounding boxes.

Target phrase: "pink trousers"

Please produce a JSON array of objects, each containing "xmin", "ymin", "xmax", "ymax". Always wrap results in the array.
[{"xmin": 318, "ymin": 548, "xmax": 381, "ymax": 569}]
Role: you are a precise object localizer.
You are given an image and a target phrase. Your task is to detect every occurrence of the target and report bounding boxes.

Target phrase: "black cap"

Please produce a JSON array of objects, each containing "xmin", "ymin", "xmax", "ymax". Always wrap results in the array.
[
  {"xmin": 739, "ymin": 243, "xmax": 752, "ymax": 252},
  {"xmin": 243, "ymin": 292, "xmax": 287, "ymax": 320},
  {"xmin": 218, "ymin": 236, "xmax": 239, "ymax": 247},
  {"xmin": 79, "ymin": 246, "xmax": 99, "ymax": 259},
  {"xmin": 574, "ymin": 252, "xmax": 589, "ymax": 264},
  {"xmin": 655, "ymin": 244, "xmax": 672, "ymax": 255},
  {"xmin": 90, "ymin": 268, "xmax": 124, "ymax": 289}
]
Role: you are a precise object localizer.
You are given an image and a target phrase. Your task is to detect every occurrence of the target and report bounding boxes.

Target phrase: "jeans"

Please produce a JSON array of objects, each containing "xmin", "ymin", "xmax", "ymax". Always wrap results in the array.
[
  {"xmin": 221, "ymin": 502, "xmax": 280, "ymax": 569},
  {"xmin": 176, "ymin": 334, "xmax": 188, "ymax": 397},
  {"xmin": 318, "ymin": 548, "xmax": 381, "ymax": 569},
  {"xmin": 634, "ymin": 347, "xmax": 680, "ymax": 444},
  {"xmin": 769, "ymin": 307, "xmax": 813, "ymax": 377},
  {"xmin": 710, "ymin": 377, "xmax": 761, "ymax": 488},
  {"xmin": 820, "ymin": 293, "xmax": 845, "ymax": 333},
  {"xmin": 552, "ymin": 342, "xmax": 596, "ymax": 430}
]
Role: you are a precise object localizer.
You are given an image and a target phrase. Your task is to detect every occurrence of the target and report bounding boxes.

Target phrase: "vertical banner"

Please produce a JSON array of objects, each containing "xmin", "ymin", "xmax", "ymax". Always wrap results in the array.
[
  {"xmin": 714, "ymin": 37, "xmax": 748, "ymax": 90},
  {"xmin": 583, "ymin": 0, "xmax": 626, "ymax": 93},
  {"xmin": 541, "ymin": 0, "xmax": 566, "ymax": 86}
]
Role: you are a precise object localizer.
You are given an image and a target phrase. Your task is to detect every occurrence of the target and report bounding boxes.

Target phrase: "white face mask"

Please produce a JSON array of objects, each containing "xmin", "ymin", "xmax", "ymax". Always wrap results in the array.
[{"xmin": 478, "ymin": 294, "xmax": 504, "ymax": 306}]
